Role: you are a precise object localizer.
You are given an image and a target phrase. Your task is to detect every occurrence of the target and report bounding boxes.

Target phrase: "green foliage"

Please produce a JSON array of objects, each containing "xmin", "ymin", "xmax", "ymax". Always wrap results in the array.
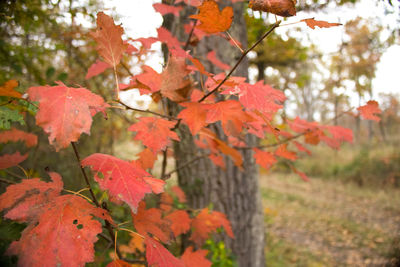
[
  {"xmin": 0, "ymin": 106, "xmax": 24, "ymax": 129},
  {"xmin": 204, "ymin": 239, "xmax": 237, "ymax": 267}
]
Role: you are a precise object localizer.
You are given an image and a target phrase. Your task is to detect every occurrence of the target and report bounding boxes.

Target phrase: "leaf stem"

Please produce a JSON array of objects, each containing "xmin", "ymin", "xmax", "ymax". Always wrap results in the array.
[
  {"xmin": 117, "ymin": 100, "xmax": 179, "ymax": 120},
  {"xmin": 198, "ymin": 20, "xmax": 281, "ymax": 103},
  {"xmin": 225, "ymin": 31, "xmax": 244, "ymax": 53}
]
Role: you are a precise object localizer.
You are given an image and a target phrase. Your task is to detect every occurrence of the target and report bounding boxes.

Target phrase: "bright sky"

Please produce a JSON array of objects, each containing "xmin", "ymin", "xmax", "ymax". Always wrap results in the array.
[{"xmin": 102, "ymin": 0, "xmax": 399, "ymax": 107}]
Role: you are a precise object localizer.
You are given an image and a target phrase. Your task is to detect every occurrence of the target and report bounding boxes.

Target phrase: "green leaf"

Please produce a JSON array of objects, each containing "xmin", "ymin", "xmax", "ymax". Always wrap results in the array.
[{"xmin": 0, "ymin": 106, "xmax": 25, "ymax": 130}]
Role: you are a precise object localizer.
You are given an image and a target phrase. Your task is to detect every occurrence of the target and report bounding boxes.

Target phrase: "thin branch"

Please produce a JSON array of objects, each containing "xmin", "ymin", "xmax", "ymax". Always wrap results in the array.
[
  {"xmin": 121, "ymin": 61, "xmax": 134, "ymax": 76},
  {"xmin": 4, "ymin": 169, "xmax": 25, "ymax": 180},
  {"xmin": 162, "ymin": 153, "xmax": 209, "ymax": 179},
  {"xmin": 184, "ymin": 19, "xmax": 198, "ymax": 50},
  {"xmin": 117, "ymin": 100, "xmax": 178, "ymax": 120},
  {"xmin": 0, "ymin": 177, "xmax": 16, "ymax": 185},
  {"xmin": 71, "ymin": 142, "xmax": 100, "ymax": 207},
  {"xmin": 225, "ymin": 31, "xmax": 244, "ymax": 53},
  {"xmin": 198, "ymin": 20, "xmax": 281, "ymax": 103}
]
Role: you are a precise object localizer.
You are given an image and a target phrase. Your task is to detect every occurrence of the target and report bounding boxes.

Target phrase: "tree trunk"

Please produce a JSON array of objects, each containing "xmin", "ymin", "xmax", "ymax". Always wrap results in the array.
[{"xmin": 163, "ymin": 2, "xmax": 265, "ymax": 267}]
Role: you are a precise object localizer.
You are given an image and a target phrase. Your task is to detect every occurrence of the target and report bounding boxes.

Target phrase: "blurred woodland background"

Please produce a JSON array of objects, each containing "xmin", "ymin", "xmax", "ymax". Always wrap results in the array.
[{"xmin": 1, "ymin": 0, "xmax": 400, "ymax": 266}]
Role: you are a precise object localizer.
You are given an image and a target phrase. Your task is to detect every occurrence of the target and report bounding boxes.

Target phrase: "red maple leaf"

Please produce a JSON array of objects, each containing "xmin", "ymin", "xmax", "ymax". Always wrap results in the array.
[
  {"xmin": 153, "ymin": 3, "xmax": 183, "ymax": 16},
  {"xmin": 237, "ymin": 81, "xmax": 285, "ymax": 114},
  {"xmin": 134, "ymin": 65, "xmax": 162, "ymax": 94},
  {"xmin": 165, "ymin": 210, "xmax": 191, "ymax": 237},
  {"xmin": 181, "ymin": 247, "xmax": 212, "ymax": 267},
  {"xmin": 128, "ymin": 117, "xmax": 180, "ymax": 152},
  {"xmin": 0, "ymin": 128, "xmax": 37, "ymax": 147},
  {"xmin": 28, "ymin": 82, "xmax": 108, "ymax": 151},
  {"xmin": 0, "ymin": 152, "xmax": 28, "ymax": 170},
  {"xmin": 291, "ymin": 166, "xmax": 310, "ymax": 182},
  {"xmin": 81, "ymin": 153, "xmax": 157, "ymax": 213},
  {"xmin": 177, "ymin": 102, "xmax": 208, "ymax": 135},
  {"xmin": 132, "ymin": 202, "xmax": 171, "ymax": 243},
  {"xmin": 90, "ymin": 12, "xmax": 127, "ymax": 68},
  {"xmin": 7, "ymin": 194, "xmax": 111, "ymax": 267},
  {"xmin": 0, "ymin": 172, "xmax": 63, "ymax": 222},
  {"xmin": 86, "ymin": 59, "xmax": 111, "ymax": 79},
  {"xmin": 207, "ymin": 51, "xmax": 230, "ymax": 70},
  {"xmin": 253, "ymin": 148, "xmax": 277, "ymax": 170},
  {"xmin": 190, "ymin": 0, "xmax": 233, "ymax": 34},
  {"xmin": 145, "ymin": 237, "xmax": 185, "ymax": 267},
  {"xmin": 275, "ymin": 144, "xmax": 297, "ymax": 161},
  {"xmin": 190, "ymin": 208, "xmax": 234, "ymax": 245},
  {"xmin": 205, "ymin": 100, "xmax": 248, "ymax": 137},
  {"xmin": 357, "ymin": 100, "xmax": 382, "ymax": 122}
]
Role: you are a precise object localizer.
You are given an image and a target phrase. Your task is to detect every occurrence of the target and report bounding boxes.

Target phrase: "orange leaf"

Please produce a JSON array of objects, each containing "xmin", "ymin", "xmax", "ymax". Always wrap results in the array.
[
  {"xmin": 137, "ymin": 148, "xmax": 157, "ymax": 170},
  {"xmin": 275, "ymin": 144, "xmax": 297, "ymax": 161},
  {"xmin": 160, "ymin": 56, "xmax": 192, "ymax": 102},
  {"xmin": 91, "ymin": 12, "xmax": 127, "ymax": 68},
  {"xmin": 7, "ymin": 194, "xmax": 111, "ymax": 267},
  {"xmin": 171, "ymin": 185, "xmax": 187, "ymax": 203},
  {"xmin": 128, "ymin": 117, "xmax": 180, "ymax": 152},
  {"xmin": 253, "ymin": 148, "xmax": 277, "ymax": 170},
  {"xmin": 177, "ymin": 102, "xmax": 208, "ymax": 135},
  {"xmin": 249, "ymin": 0, "xmax": 296, "ymax": 17},
  {"xmin": 190, "ymin": 0, "xmax": 233, "ymax": 34},
  {"xmin": 132, "ymin": 202, "xmax": 171, "ymax": 243},
  {"xmin": 357, "ymin": 100, "xmax": 382, "ymax": 122},
  {"xmin": 106, "ymin": 259, "xmax": 132, "ymax": 267},
  {"xmin": 165, "ymin": 210, "xmax": 191, "ymax": 237},
  {"xmin": 0, "ymin": 128, "xmax": 37, "ymax": 147},
  {"xmin": 302, "ymin": 18, "xmax": 342, "ymax": 29},
  {"xmin": 205, "ymin": 100, "xmax": 248, "ymax": 137},
  {"xmin": 181, "ymin": 247, "xmax": 212, "ymax": 267},
  {"xmin": 0, "ymin": 152, "xmax": 28, "ymax": 170},
  {"xmin": 0, "ymin": 80, "xmax": 21, "ymax": 98},
  {"xmin": 190, "ymin": 208, "xmax": 234, "ymax": 246}
]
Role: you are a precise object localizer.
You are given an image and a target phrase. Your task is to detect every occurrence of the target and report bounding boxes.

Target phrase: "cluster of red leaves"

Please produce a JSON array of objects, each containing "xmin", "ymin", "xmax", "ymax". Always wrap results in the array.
[
  {"xmin": 0, "ymin": 173, "xmax": 112, "ymax": 267},
  {"xmin": 0, "ymin": 0, "xmax": 383, "ymax": 266}
]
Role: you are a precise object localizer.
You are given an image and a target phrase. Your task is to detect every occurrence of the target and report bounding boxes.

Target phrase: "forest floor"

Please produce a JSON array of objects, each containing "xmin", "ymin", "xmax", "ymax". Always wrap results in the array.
[{"xmin": 260, "ymin": 173, "xmax": 400, "ymax": 267}]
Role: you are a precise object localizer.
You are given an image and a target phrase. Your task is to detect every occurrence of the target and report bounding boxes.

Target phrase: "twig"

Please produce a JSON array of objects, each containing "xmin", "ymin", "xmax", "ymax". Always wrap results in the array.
[
  {"xmin": 117, "ymin": 100, "xmax": 178, "ymax": 120},
  {"xmin": 71, "ymin": 142, "xmax": 123, "ymax": 259},
  {"xmin": 225, "ymin": 31, "xmax": 244, "ymax": 53},
  {"xmin": 71, "ymin": 142, "xmax": 100, "ymax": 207},
  {"xmin": 120, "ymin": 61, "xmax": 134, "ymax": 76},
  {"xmin": 198, "ymin": 20, "xmax": 281, "ymax": 103},
  {"xmin": 0, "ymin": 177, "xmax": 16, "ymax": 185},
  {"xmin": 4, "ymin": 169, "xmax": 24, "ymax": 180},
  {"xmin": 184, "ymin": 19, "xmax": 198, "ymax": 50},
  {"xmin": 162, "ymin": 153, "xmax": 209, "ymax": 179}
]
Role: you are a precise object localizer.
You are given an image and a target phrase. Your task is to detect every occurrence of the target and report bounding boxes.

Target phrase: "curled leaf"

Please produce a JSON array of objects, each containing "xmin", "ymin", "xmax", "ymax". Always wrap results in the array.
[{"xmin": 249, "ymin": 0, "xmax": 296, "ymax": 17}]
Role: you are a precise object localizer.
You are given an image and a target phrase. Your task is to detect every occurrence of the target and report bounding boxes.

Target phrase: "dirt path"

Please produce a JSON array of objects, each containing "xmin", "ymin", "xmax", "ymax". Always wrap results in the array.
[{"xmin": 260, "ymin": 173, "xmax": 400, "ymax": 266}]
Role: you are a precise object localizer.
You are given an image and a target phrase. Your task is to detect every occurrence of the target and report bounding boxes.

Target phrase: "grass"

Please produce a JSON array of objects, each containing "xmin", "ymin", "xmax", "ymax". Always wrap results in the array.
[{"xmin": 261, "ymin": 173, "xmax": 400, "ymax": 266}]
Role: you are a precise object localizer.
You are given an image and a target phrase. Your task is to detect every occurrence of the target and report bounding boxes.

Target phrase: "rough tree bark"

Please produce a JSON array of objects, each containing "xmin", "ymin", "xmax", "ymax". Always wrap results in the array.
[{"xmin": 163, "ymin": 1, "xmax": 265, "ymax": 267}]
